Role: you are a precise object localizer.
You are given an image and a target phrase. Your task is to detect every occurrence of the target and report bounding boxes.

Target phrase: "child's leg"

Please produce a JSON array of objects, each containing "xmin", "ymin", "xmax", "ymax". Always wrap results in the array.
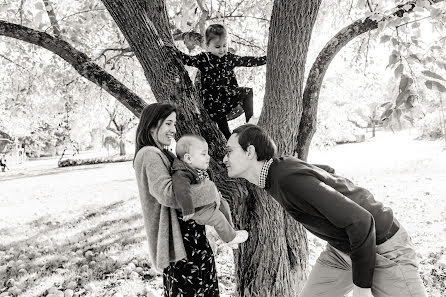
[
  {"xmin": 239, "ymin": 87, "xmax": 254, "ymax": 122},
  {"xmin": 214, "ymin": 117, "xmax": 231, "ymax": 139},
  {"xmin": 219, "ymin": 198, "xmax": 234, "ymax": 227},
  {"xmin": 193, "ymin": 203, "xmax": 236, "ymax": 242}
]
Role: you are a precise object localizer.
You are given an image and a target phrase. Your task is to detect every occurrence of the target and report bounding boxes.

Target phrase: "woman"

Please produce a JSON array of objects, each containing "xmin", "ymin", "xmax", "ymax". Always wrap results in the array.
[{"xmin": 133, "ymin": 103, "xmax": 220, "ymax": 296}]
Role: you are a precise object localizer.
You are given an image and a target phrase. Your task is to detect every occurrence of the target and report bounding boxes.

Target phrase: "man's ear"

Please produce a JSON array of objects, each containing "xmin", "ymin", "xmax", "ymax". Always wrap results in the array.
[
  {"xmin": 184, "ymin": 153, "xmax": 192, "ymax": 163},
  {"xmin": 246, "ymin": 145, "xmax": 257, "ymax": 160}
]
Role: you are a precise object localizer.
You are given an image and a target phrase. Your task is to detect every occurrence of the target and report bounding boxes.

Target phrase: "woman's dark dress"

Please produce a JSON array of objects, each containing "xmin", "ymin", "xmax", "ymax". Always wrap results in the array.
[{"xmin": 163, "ymin": 216, "xmax": 219, "ymax": 297}]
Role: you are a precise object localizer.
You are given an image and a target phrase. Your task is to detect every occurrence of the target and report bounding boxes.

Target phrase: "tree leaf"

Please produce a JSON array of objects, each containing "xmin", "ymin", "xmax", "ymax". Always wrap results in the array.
[
  {"xmin": 380, "ymin": 102, "xmax": 392, "ymax": 108},
  {"xmin": 413, "ymin": 6, "xmax": 425, "ymax": 13},
  {"xmin": 34, "ymin": 11, "xmax": 43, "ymax": 25},
  {"xmin": 405, "ymin": 95, "xmax": 416, "ymax": 109},
  {"xmin": 431, "ymin": 8, "xmax": 442, "ymax": 18},
  {"xmin": 394, "ymin": 64, "xmax": 404, "ymax": 78},
  {"xmin": 380, "ymin": 35, "xmax": 391, "ymax": 43},
  {"xmin": 403, "ymin": 115, "xmax": 415, "ymax": 126},
  {"xmin": 422, "ymin": 70, "xmax": 446, "ymax": 81},
  {"xmin": 408, "ymin": 53, "xmax": 422, "ymax": 62},
  {"xmin": 399, "ymin": 75, "xmax": 409, "ymax": 92},
  {"xmin": 425, "ymin": 80, "xmax": 446, "ymax": 92},
  {"xmin": 388, "ymin": 54, "xmax": 398, "ymax": 68},
  {"xmin": 380, "ymin": 108, "xmax": 393, "ymax": 121},
  {"xmin": 396, "ymin": 90, "xmax": 410, "ymax": 108}
]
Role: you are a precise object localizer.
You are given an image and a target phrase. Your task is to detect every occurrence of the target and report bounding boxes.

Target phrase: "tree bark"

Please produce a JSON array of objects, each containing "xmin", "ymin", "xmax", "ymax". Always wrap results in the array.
[
  {"xmin": 119, "ymin": 138, "xmax": 126, "ymax": 156},
  {"xmin": 297, "ymin": 0, "xmax": 443, "ymax": 161},
  {"xmin": 0, "ymin": 20, "xmax": 145, "ymax": 117},
  {"xmin": 238, "ymin": 1, "xmax": 322, "ymax": 296}
]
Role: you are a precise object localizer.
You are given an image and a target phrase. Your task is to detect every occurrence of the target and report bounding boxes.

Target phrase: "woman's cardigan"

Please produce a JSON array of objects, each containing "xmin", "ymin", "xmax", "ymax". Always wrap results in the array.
[{"xmin": 133, "ymin": 146, "xmax": 219, "ymax": 270}]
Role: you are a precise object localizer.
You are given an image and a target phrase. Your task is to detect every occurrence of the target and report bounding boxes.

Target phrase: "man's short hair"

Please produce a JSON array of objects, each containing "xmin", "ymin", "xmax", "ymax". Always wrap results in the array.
[
  {"xmin": 232, "ymin": 124, "xmax": 276, "ymax": 161},
  {"xmin": 176, "ymin": 135, "xmax": 206, "ymax": 160}
]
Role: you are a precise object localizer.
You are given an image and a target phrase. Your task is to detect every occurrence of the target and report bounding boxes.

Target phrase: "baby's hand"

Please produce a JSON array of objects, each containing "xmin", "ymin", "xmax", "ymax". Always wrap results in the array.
[{"xmin": 182, "ymin": 213, "xmax": 195, "ymax": 221}]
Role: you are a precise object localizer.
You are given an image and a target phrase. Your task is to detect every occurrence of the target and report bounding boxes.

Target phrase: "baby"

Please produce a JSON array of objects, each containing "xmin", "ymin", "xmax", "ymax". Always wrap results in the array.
[{"xmin": 171, "ymin": 134, "xmax": 248, "ymax": 248}]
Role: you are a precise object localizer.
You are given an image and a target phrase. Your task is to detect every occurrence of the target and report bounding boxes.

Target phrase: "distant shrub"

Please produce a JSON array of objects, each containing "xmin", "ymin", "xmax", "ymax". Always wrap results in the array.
[
  {"xmin": 58, "ymin": 154, "xmax": 133, "ymax": 168},
  {"xmin": 416, "ymin": 113, "xmax": 444, "ymax": 140}
]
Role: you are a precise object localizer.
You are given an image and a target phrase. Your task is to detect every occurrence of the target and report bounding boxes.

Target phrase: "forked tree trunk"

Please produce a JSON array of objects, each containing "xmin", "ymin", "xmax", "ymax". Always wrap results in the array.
[
  {"xmin": 246, "ymin": 1, "xmax": 322, "ymax": 295},
  {"xmin": 101, "ymin": 1, "xmax": 320, "ymax": 296}
]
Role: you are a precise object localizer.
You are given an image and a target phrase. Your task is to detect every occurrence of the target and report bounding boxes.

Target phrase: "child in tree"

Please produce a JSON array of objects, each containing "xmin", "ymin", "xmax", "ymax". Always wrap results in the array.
[
  {"xmin": 175, "ymin": 24, "xmax": 266, "ymax": 139},
  {"xmin": 171, "ymin": 134, "xmax": 248, "ymax": 248}
]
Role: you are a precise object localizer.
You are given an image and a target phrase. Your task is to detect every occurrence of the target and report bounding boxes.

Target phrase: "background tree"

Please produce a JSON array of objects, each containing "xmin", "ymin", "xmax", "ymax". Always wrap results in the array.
[{"xmin": 105, "ymin": 102, "xmax": 137, "ymax": 156}]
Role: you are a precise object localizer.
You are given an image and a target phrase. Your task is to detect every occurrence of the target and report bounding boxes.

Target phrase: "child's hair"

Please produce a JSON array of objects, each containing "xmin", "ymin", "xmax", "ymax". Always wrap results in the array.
[
  {"xmin": 176, "ymin": 135, "xmax": 207, "ymax": 160},
  {"xmin": 205, "ymin": 24, "xmax": 227, "ymax": 45}
]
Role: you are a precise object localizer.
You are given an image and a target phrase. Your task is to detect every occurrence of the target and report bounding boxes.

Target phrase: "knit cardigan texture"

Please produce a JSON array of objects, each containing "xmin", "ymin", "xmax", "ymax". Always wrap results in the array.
[{"xmin": 133, "ymin": 146, "xmax": 219, "ymax": 270}]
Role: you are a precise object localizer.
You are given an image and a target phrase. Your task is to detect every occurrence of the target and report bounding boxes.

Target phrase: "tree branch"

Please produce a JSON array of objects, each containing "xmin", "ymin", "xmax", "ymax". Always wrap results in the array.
[
  {"xmin": 19, "ymin": 0, "xmax": 26, "ymax": 25},
  {"xmin": 43, "ymin": 8, "xmax": 107, "ymax": 34},
  {"xmin": 366, "ymin": 0, "xmax": 375, "ymax": 12},
  {"xmin": 196, "ymin": 0, "xmax": 209, "ymax": 36},
  {"xmin": 96, "ymin": 47, "xmax": 132, "ymax": 59},
  {"xmin": 230, "ymin": 32, "xmax": 266, "ymax": 52},
  {"xmin": 0, "ymin": 53, "xmax": 29, "ymax": 71},
  {"xmin": 209, "ymin": 14, "xmax": 269, "ymax": 22},
  {"xmin": 42, "ymin": 0, "xmax": 61, "ymax": 37},
  {"xmin": 297, "ymin": 0, "xmax": 443, "ymax": 160},
  {"xmin": 0, "ymin": 20, "xmax": 146, "ymax": 117}
]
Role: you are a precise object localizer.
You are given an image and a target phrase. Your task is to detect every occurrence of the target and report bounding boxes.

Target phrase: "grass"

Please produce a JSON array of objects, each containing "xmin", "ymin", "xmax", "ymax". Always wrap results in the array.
[{"xmin": 0, "ymin": 130, "xmax": 445, "ymax": 297}]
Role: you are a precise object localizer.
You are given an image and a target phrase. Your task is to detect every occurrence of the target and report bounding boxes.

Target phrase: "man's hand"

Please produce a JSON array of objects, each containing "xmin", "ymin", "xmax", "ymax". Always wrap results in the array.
[
  {"xmin": 352, "ymin": 285, "xmax": 374, "ymax": 297},
  {"xmin": 182, "ymin": 213, "xmax": 195, "ymax": 221},
  {"xmin": 313, "ymin": 164, "xmax": 335, "ymax": 174}
]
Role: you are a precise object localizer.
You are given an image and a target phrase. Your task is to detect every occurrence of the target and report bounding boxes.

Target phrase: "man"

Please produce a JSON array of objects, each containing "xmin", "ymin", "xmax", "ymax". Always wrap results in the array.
[{"xmin": 223, "ymin": 124, "xmax": 427, "ymax": 297}]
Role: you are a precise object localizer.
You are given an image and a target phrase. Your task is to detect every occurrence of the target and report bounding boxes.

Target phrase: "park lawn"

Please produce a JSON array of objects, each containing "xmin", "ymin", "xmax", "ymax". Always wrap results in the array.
[{"xmin": 0, "ymin": 130, "xmax": 445, "ymax": 297}]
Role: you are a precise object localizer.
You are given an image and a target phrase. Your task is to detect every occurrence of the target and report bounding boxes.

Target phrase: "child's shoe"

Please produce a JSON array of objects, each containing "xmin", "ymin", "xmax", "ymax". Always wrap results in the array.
[
  {"xmin": 227, "ymin": 243, "xmax": 239, "ymax": 249},
  {"xmin": 227, "ymin": 230, "xmax": 248, "ymax": 248}
]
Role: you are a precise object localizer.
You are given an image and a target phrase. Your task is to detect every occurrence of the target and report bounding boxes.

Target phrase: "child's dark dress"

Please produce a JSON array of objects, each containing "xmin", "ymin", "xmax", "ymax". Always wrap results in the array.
[
  {"xmin": 163, "ymin": 216, "xmax": 219, "ymax": 297},
  {"xmin": 179, "ymin": 52, "xmax": 266, "ymax": 120}
]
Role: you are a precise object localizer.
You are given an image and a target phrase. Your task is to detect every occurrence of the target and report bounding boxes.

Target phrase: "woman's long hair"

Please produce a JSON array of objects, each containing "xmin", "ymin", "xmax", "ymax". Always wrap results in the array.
[{"xmin": 134, "ymin": 103, "xmax": 177, "ymax": 162}]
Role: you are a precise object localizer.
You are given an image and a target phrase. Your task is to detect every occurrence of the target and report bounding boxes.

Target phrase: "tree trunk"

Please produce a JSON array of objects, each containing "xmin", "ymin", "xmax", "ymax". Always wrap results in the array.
[
  {"xmin": 241, "ymin": 1, "xmax": 322, "ymax": 296},
  {"xmin": 102, "ymin": 1, "xmax": 320, "ymax": 296},
  {"xmin": 119, "ymin": 138, "xmax": 126, "ymax": 156}
]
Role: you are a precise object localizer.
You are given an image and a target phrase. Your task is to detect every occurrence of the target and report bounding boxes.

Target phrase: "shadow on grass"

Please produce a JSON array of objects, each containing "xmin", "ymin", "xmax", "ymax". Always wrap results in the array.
[
  {"xmin": 0, "ymin": 198, "xmax": 158, "ymax": 296},
  {"xmin": 0, "ymin": 199, "xmax": 130, "ymax": 241},
  {"xmin": 0, "ymin": 164, "xmax": 106, "ymax": 182}
]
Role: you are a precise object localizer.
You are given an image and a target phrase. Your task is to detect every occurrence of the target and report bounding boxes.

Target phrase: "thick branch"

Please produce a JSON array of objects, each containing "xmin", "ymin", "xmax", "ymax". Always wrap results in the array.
[
  {"xmin": 297, "ymin": 0, "xmax": 443, "ymax": 160},
  {"xmin": 0, "ymin": 20, "xmax": 146, "ymax": 117}
]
